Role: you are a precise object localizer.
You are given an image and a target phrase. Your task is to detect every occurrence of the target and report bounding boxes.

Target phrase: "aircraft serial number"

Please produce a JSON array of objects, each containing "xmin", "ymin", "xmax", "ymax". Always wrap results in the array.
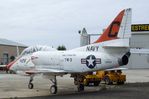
[{"xmin": 64, "ymin": 58, "xmax": 72, "ymax": 62}]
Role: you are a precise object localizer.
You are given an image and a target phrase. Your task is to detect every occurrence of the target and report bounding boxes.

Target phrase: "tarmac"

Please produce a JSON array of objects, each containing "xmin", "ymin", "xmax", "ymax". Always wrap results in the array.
[{"xmin": 0, "ymin": 69, "xmax": 149, "ymax": 99}]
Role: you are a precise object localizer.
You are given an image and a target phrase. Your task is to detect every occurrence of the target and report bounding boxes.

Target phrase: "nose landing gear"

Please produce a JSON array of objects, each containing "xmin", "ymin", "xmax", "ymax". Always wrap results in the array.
[
  {"xmin": 49, "ymin": 76, "xmax": 57, "ymax": 94},
  {"xmin": 28, "ymin": 75, "xmax": 34, "ymax": 89}
]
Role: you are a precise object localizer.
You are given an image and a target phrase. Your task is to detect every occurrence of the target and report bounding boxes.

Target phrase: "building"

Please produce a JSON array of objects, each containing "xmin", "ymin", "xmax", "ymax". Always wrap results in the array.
[
  {"xmin": 80, "ymin": 24, "xmax": 149, "ymax": 69},
  {"xmin": 127, "ymin": 24, "xmax": 149, "ymax": 68},
  {"xmin": 0, "ymin": 38, "xmax": 27, "ymax": 65}
]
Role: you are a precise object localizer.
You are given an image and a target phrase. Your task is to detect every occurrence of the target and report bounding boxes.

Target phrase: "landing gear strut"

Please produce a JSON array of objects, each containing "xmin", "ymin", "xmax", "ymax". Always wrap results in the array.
[
  {"xmin": 77, "ymin": 83, "xmax": 84, "ymax": 92},
  {"xmin": 49, "ymin": 76, "xmax": 57, "ymax": 94},
  {"xmin": 28, "ymin": 75, "xmax": 34, "ymax": 89},
  {"xmin": 74, "ymin": 75, "xmax": 85, "ymax": 92}
]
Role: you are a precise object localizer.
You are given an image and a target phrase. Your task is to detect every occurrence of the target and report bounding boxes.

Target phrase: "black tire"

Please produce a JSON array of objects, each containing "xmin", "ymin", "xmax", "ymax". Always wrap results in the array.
[
  {"xmin": 74, "ymin": 80, "xmax": 78, "ymax": 85},
  {"xmin": 121, "ymin": 81, "xmax": 124, "ymax": 85},
  {"xmin": 94, "ymin": 82, "xmax": 100, "ymax": 86},
  {"xmin": 50, "ymin": 85, "xmax": 57, "ymax": 94},
  {"xmin": 28, "ymin": 83, "xmax": 34, "ymax": 89},
  {"xmin": 86, "ymin": 82, "xmax": 89, "ymax": 86},
  {"xmin": 104, "ymin": 76, "xmax": 112, "ymax": 85},
  {"xmin": 117, "ymin": 81, "xmax": 124, "ymax": 85},
  {"xmin": 77, "ymin": 84, "xmax": 84, "ymax": 92}
]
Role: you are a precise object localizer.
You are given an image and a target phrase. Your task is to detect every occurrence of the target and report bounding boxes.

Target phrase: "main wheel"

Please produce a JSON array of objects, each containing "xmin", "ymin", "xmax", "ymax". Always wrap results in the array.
[
  {"xmin": 94, "ymin": 82, "xmax": 100, "ymax": 86},
  {"xmin": 74, "ymin": 79, "xmax": 78, "ymax": 85},
  {"xmin": 104, "ymin": 76, "xmax": 112, "ymax": 85},
  {"xmin": 77, "ymin": 84, "xmax": 84, "ymax": 92},
  {"xmin": 117, "ymin": 81, "xmax": 124, "ymax": 85},
  {"xmin": 28, "ymin": 83, "xmax": 34, "ymax": 89},
  {"xmin": 50, "ymin": 85, "xmax": 57, "ymax": 94}
]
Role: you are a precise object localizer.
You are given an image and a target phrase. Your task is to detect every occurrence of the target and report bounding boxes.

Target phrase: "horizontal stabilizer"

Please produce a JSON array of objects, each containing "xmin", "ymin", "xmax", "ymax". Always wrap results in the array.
[
  {"xmin": 130, "ymin": 49, "xmax": 149, "ymax": 54},
  {"xmin": 102, "ymin": 39, "xmax": 130, "ymax": 48}
]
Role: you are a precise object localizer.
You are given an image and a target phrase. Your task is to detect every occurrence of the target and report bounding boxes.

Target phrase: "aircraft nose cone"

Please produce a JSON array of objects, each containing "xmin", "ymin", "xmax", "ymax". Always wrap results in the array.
[
  {"xmin": 31, "ymin": 51, "xmax": 49, "ymax": 65},
  {"xmin": 31, "ymin": 52, "xmax": 39, "ymax": 65}
]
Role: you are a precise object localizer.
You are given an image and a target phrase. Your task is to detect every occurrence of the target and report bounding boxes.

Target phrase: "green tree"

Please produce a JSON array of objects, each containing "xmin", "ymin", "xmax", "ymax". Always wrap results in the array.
[{"xmin": 57, "ymin": 45, "xmax": 66, "ymax": 50}]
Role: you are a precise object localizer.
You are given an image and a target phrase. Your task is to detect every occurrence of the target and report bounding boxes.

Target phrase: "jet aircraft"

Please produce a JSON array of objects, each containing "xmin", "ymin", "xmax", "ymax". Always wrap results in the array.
[{"xmin": 7, "ymin": 8, "xmax": 132, "ymax": 94}]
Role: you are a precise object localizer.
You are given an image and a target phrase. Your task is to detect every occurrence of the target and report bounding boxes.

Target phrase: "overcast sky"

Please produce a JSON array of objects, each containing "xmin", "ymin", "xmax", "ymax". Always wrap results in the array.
[{"xmin": 0, "ymin": 0, "xmax": 149, "ymax": 49}]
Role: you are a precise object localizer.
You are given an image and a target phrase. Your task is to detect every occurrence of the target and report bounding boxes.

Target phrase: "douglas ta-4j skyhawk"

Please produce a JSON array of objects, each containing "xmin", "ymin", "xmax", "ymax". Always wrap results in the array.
[{"xmin": 7, "ymin": 8, "xmax": 132, "ymax": 94}]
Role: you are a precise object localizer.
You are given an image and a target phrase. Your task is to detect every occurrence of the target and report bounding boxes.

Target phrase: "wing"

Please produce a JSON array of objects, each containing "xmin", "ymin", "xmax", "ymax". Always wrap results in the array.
[
  {"xmin": 25, "ymin": 68, "xmax": 68, "ymax": 76},
  {"xmin": 105, "ymin": 67, "xmax": 128, "ymax": 71}
]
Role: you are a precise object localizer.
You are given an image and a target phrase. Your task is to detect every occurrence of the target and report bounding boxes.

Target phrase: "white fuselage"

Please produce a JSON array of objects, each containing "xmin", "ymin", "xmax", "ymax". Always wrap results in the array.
[
  {"xmin": 10, "ymin": 40, "xmax": 129, "ymax": 74},
  {"xmin": 31, "ymin": 51, "xmax": 120, "ymax": 73}
]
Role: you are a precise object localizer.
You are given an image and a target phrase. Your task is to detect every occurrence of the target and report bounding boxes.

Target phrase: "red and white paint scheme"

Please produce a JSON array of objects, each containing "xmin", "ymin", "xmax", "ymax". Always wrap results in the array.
[
  {"xmin": 7, "ymin": 8, "xmax": 132, "ymax": 94},
  {"xmin": 6, "ymin": 45, "xmax": 56, "ymax": 74}
]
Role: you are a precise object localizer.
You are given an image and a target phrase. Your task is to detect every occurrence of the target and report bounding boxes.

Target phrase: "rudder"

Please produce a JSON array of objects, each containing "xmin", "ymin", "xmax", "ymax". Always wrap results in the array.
[{"xmin": 94, "ymin": 8, "xmax": 132, "ymax": 43}]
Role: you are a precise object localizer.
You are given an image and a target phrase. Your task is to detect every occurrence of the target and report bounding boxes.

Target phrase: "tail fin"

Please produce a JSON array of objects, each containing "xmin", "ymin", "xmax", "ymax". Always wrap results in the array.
[{"xmin": 94, "ymin": 8, "xmax": 132, "ymax": 43}]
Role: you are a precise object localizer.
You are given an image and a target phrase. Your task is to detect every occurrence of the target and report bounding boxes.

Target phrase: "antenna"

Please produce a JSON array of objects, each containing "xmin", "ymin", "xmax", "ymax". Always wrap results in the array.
[{"xmin": 16, "ymin": 46, "xmax": 20, "ymax": 56}]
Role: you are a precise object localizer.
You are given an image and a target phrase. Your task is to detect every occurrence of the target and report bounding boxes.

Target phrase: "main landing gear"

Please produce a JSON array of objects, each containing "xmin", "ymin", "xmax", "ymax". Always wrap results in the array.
[
  {"xmin": 77, "ymin": 83, "xmax": 84, "ymax": 92},
  {"xmin": 28, "ymin": 74, "xmax": 85, "ymax": 94},
  {"xmin": 73, "ymin": 74, "xmax": 85, "ymax": 92}
]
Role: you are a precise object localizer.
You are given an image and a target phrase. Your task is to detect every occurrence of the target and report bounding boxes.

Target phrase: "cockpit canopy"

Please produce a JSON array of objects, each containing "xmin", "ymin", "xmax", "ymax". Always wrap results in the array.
[{"xmin": 21, "ymin": 45, "xmax": 56, "ymax": 56}]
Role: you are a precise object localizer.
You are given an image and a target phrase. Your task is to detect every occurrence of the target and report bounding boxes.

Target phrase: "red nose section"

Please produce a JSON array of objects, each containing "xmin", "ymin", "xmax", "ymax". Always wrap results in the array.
[{"xmin": 6, "ymin": 61, "xmax": 15, "ymax": 70}]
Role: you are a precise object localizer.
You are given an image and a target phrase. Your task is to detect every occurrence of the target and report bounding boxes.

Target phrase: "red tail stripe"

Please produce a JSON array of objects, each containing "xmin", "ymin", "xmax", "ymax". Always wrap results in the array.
[{"xmin": 94, "ymin": 10, "xmax": 125, "ymax": 43}]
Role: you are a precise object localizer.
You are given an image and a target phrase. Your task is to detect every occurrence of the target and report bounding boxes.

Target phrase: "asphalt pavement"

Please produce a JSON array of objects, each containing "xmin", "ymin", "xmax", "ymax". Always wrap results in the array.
[{"xmin": 0, "ymin": 69, "xmax": 149, "ymax": 99}]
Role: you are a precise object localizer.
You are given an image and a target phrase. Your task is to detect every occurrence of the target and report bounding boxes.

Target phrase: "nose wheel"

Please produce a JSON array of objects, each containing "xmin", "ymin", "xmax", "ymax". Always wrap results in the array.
[
  {"xmin": 28, "ymin": 82, "xmax": 34, "ymax": 89},
  {"xmin": 49, "ymin": 76, "xmax": 57, "ymax": 94},
  {"xmin": 50, "ymin": 85, "xmax": 57, "ymax": 94},
  {"xmin": 28, "ymin": 75, "xmax": 34, "ymax": 89}
]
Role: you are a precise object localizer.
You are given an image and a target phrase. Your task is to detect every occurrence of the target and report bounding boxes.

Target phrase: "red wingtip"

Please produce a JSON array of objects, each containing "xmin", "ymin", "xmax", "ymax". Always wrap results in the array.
[{"xmin": 94, "ymin": 9, "xmax": 125, "ymax": 43}]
